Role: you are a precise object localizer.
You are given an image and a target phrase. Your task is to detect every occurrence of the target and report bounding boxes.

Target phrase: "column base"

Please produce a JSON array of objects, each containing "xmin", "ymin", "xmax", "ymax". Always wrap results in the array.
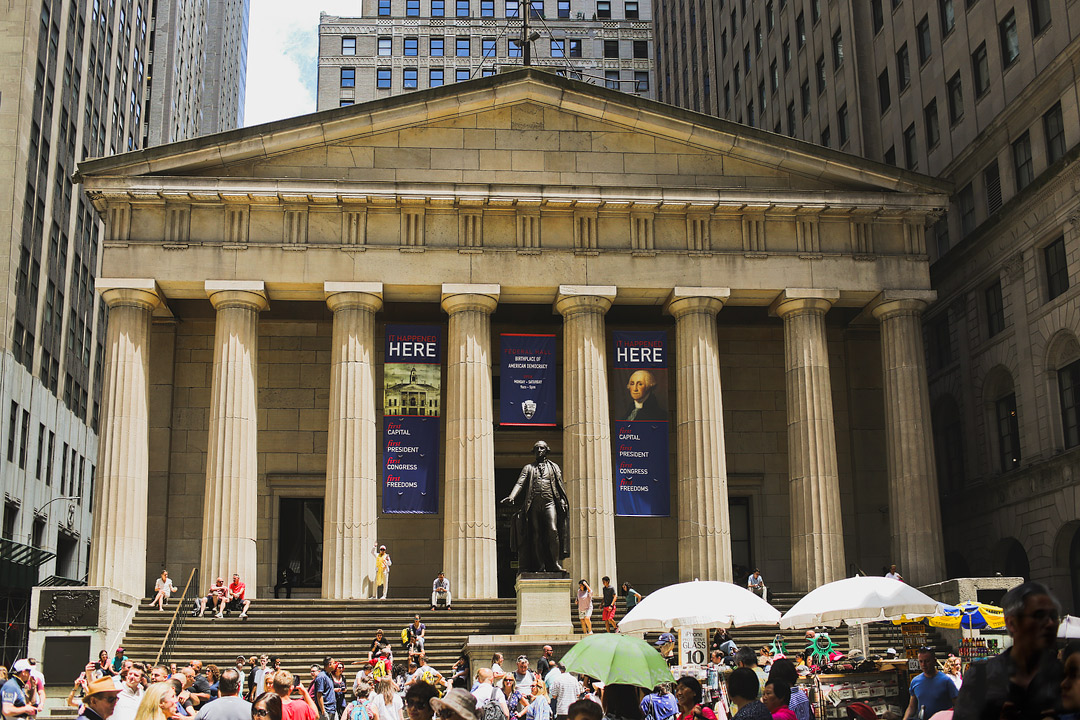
[{"xmin": 515, "ymin": 574, "xmax": 573, "ymax": 635}]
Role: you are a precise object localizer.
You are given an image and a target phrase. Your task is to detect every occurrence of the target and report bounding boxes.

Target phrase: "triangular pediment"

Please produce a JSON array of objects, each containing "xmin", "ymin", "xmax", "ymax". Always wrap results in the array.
[{"xmin": 76, "ymin": 69, "xmax": 949, "ymax": 196}]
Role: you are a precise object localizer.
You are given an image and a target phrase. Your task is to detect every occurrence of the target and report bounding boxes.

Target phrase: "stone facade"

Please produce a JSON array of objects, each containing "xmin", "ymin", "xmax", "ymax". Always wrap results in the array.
[{"xmin": 77, "ymin": 70, "xmax": 949, "ymax": 599}]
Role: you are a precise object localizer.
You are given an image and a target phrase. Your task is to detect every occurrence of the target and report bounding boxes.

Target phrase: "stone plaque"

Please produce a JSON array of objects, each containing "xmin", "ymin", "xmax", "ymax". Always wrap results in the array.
[{"xmin": 37, "ymin": 589, "xmax": 100, "ymax": 627}]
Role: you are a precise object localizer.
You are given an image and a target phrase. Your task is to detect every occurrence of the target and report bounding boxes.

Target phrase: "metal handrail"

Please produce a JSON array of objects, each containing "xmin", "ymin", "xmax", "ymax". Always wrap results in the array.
[{"xmin": 155, "ymin": 567, "xmax": 198, "ymax": 666}]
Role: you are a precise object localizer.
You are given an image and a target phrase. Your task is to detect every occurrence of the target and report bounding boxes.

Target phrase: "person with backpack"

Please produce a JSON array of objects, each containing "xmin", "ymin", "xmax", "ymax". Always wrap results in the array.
[
  {"xmin": 472, "ymin": 670, "xmax": 507, "ymax": 720},
  {"xmin": 640, "ymin": 685, "xmax": 677, "ymax": 720},
  {"xmin": 342, "ymin": 683, "xmax": 372, "ymax": 720}
]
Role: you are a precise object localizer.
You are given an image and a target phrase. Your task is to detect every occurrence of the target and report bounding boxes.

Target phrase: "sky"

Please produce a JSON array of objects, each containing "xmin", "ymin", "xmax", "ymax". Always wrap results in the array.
[{"xmin": 244, "ymin": 1, "xmax": 360, "ymax": 127}]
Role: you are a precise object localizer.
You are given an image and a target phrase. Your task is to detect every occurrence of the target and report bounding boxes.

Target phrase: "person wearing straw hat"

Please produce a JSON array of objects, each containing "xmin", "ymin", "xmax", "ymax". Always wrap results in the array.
[
  {"xmin": 78, "ymin": 676, "xmax": 123, "ymax": 720},
  {"xmin": 431, "ymin": 689, "xmax": 479, "ymax": 720}
]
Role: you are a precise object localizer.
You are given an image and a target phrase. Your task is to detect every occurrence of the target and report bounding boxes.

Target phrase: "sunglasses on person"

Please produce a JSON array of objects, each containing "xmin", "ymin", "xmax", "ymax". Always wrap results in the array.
[{"xmin": 407, "ymin": 700, "xmax": 430, "ymax": 709}]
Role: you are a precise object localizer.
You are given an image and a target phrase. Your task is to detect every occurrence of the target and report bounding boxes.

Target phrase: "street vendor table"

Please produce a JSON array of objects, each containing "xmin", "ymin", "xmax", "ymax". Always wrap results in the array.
[{"xmin": 805, "ymin": 669, "xmax": 905, "ymax": 720}]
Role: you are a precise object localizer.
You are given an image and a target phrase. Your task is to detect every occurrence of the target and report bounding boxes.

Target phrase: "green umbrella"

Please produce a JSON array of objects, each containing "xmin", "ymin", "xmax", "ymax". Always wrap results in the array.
[{"xmin": 561, "ymin": 633, "xmax": 674, "ymax": 689}]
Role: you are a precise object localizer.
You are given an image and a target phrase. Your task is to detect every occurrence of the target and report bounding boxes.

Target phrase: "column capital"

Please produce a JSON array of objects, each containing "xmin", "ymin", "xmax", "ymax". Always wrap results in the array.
[
  {"xmin": 206, "ymin": 280, "xmax": 269, "ymax": 312},
  {"xmin": 441, "ymin": 284, "xmax": 500, "ymax": 315},
  {"xmin": 665, "ymin": 287, "xmax": 731, "ymax": 318},
  {"xmin": 325, "ymin": 282, "xmax": 384, "ymax": 313},
  {"xmin": 96, "ymin": 278, "xmax": 162, "ymax": 311},
  {"xmin": 554, "ymin": 285, "xmax": 617, "ymax": 316},
  {"xmin": 869, "ymin": 290, "xmax": 938, "ymax": 321},
  {"xmin": 770, "ymin": 288, "xmax": 840, "ymax": 318}
]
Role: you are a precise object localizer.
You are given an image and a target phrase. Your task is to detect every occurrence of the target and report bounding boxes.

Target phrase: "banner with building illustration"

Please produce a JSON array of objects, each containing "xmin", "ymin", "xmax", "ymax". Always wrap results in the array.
[
  {"xmin": 500, "ymin": 333, "xmax": 557, "ymax": 427},
  {"xmin": 610, "ymin": 331, "xmax": 670, "ymax": 517},
  {"xmin": 382, "ymin": 324, "xmax": 442, "ymax": 514}
]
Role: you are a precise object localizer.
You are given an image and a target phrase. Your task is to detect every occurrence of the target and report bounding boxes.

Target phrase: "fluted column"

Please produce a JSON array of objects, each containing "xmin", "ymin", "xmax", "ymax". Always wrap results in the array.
[
  {"xmin": 200, "ymin": 281, "xmax": 267, "ymax": 595},
  {"xmin": 872, "ymin": 292, "xmax": 946, "ymax": 587},
  {"xmin": 774, "ymin": 289, "xmax": 846, "ymax": 591},
  {"xmin": 89, "ymin": 280, "xmax": 161, "ymax": 597},
  {"xmin": 322, "ymin": 283, "xmax": 383, "ymax": 600},
  {"xmin": 441, "ymin": 284, "xmax": 500, "ymax": 599},
  {"xmin": 667, "ymin": 288, "xmax": 733, "ymax": 582},
  {"xmin": 555, "ymin": 285, "xmax": 618, "ymax": 587}
]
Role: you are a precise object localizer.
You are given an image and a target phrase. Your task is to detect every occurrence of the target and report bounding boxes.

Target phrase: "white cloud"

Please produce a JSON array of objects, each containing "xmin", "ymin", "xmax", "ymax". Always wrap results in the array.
[{"xmin": 244, "ymin": 1, "xmax": 360, "ymax": 127}]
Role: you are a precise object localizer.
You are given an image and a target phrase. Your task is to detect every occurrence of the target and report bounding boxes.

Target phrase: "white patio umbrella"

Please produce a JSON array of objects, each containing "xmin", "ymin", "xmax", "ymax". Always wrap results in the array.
[
  {"xmin": 619, "ymin": 580, "xmax": 781, "ymax": 634},
  {"xmin": 1058, "ymin": 614, "xmax": 1080, "ymax": 639},
  {"xmin": 780, "ymin": 576, "xmax": 943, "ymax": 629}
]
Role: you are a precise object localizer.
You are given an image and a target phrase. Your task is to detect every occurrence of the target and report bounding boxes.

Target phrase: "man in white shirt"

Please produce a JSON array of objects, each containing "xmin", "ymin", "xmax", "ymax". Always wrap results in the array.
[
  {"xmin": 431, "ymin": 572, "xmax": 451, "ymax": 610},
  {"xmin": 885, "ymin": 565, "xmax": 904, "ymax": 582},
  {"xmin": 747, "ymin": 569, "xmax": 766, "ymax": 599},
  {"xmin": 549, "ymin": 665, "xmax": 579, "ymax": 720},
  {"xmin": 111, "ymin": 668, "xmax": 145, "ymax": 720}
]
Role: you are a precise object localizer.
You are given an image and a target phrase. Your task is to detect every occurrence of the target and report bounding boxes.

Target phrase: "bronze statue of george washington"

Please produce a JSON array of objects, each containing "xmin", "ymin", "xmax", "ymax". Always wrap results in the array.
[{"xmin": 500, "ymin": 440, "xmax": 570, "ymax": 573}]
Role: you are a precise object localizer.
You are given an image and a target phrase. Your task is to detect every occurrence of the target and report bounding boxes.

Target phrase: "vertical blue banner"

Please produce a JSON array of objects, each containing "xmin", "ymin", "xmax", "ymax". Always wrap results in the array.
[
  {"xmin": 610, "ymin": 331, "xmax": 670, "ymax": 517},
  {"xmin": 382, "ymin": 324, "xmax": 442, "ymax": 514},
  {"xmin": 500, "ymin": 334, "xmax": 557, "ymax": 427}
]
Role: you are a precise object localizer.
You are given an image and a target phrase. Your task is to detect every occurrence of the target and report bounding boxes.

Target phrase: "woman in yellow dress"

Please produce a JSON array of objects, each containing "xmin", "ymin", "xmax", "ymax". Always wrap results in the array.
[{"xmin": 372, "ymin": 544, "xmax": 393, "ymax": 599}]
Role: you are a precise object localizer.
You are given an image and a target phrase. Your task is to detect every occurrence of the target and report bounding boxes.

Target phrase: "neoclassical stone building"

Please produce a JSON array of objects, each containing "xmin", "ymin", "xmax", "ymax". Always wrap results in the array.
[{"xmin": 76, "ymin": 70, "xmax": 950, "ymax": 600}]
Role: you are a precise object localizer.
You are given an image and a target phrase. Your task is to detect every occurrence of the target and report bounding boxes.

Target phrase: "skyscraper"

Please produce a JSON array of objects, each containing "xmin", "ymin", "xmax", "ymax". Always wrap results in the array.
[
  {"xmin": 653, "ymin": 0, "xmax": 1080, "ymax": 604},
  {"xmin": 0, "ymin": 0, "xmax": 248, "ymax": 663},
  {"xmin": 316, "ymin": 0, "xmax": 656, "ymax": 109}
]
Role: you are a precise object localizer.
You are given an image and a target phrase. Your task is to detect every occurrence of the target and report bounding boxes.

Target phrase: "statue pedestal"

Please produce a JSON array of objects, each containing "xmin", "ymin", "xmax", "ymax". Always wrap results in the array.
[
  {"xmin": 466, "ymin": 573, "xmax": 576, "ymax": 672},
  {"xmin": 516, "ymin": 573, "xmax": 572, "ymax": 635}
]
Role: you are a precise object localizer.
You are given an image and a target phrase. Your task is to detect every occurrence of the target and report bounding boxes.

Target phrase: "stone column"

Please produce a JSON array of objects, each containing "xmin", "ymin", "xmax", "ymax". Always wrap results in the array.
[
  {"xmin": 555, "ymin": 285, "xmax": 618, "ymax": 587},
  {"xmin": 88, "ymin": 280, "xmax": 161, "ymax": 598},
  {"xmin": 200, "ymin": 281, "xmax": 267, "ymax": 595},
  {"xmin": 322, "ymin": 283, "xmax": 383, "ymax": 600},
  {"xmin": 441, "ymin": 284, "xmax": 500, "ymax": 599},
  {"xmin": 667, "ymin": 288, "xmax": 733, "ymax": 582},
  {"xmin": 872, "ymin": 292, "xmax": 946, "ymax": 587},
  {"xmin": 773, "ymin": 289, "xmax": 846, "ymax": 591}
]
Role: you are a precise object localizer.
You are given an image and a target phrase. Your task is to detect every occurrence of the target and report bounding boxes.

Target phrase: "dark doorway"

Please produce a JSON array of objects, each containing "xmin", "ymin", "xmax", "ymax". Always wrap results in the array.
[
  {"xmin": 495, "ymin": 469, "xmax": 520, "ymax": 598},
  {"xmin": 55, "ymin": 531, "xmax": 78, "ymax": 579},
  {"xmin": 729, "ymin": 497, "xmax": 753, "ymax": 583},
  {"xmin": 278, "ymin": 498, "xmax": 324, "ymax": 588}
]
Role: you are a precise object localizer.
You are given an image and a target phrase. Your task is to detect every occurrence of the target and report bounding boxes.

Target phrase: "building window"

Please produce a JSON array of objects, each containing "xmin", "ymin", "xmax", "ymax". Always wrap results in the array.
[
  {"xmin": 481, "ymin": 0, "xmax": 494, "ymax": 15},
  {"xmin": 996, "ymin": 393, "xmax": 1021, "ymax": 471},
  {"xmin": 377, "ymin": 67, "xmax": 391, "ymax": 88},
  {"xmin": 947, "ymin": 72, "xmax": 963, "ymax": 123},
  {"xmin": 917, "ymin": 15, "xmax": 931, "ymax": 63},
  {"xmin": 1060, "ymin": 359, "xmax": 1080, "ymax": 448},
  {"xmin": 457, "ymin": 37, "xmax": 471, "ymax": 56},
  {"xmin": 1044, "ymin": 102, "xmax": 1066, "ymax": 164},
  {"xmin": 506, "ymin": 0, "xmax": 518, "ymax": 16},
  {"xmin": 403, "ymin": 67, "xmax": 418, "ymax": 88},
  {"xmin": 924, "ymin": 98, "xmax": 940, "ymax": 148},
  {"xmin": 407, "ymin": 0, "xmax": 421, "ymax": 15},
  {"xmin": 1013, "ymin": 131, "xmax": 1033, "ymax": 190},
  {"xmin": 972, "ymin": 42, "xmax": 989, "ymax": 97},
  {"xmin": 755, "ymin": 23, "xmax": 763, "ymax": 54},
  {"xmin": 431, "ymin": 37, "xmax": 444, "ymax": 56},
  {"xmin": 378, "ymin": 37, "xmax": 392, "ymax": 56},
  {"xmin": 509, "ymin": 39, "xmax": 522, "ymax": 57},
  {"xmin": 897, "ymin": 43, "xmax": 911, "ymax": 90},
  {"xmin": 604, "ymin": 40, "xmax": 619, "ymax": 58},
  {"xmin": 815, "ymin": 55, "xmax": 826, "ymax": 94},
  {"xmin": 884, "ymin": 145, "xmax": 896, "ymax": 165},
  {"xmin": 811, "ymin": 0, "xmax": 821, "ymax": 23},
  {"xmin": 939, "ymin": 0, "xmax": 954, "ymax": 35},
  {"xmin": 782, "ymin": 37, "xmax": 791, "ymax": 70},
  {"xmin": 625, "ymin": 1, "xmax": 638, "ymax": 19},
  {"xmin": 1046, "ymin": 235, "xmax": 1069, "ymax": 300},
  {"xmin": 766, "ymin": 1, "xmax": 775, "ymax": 33},
  {"xmin": 984, "ymin": 160, "xmax": 1002, "ymax": 214},
  {"xmin": 432, "ymin": 0, "xmax": 445, "ymax": 15},
  {"xmin": 530, "ymin": 1, "xmax": 543, "ymax": 17},
  {"xmin": 6, "ymin": 402, "xmax": 16, "ymax": 463},
  {"xmin": 379, "ymin": 0, "xmax": 391, "ymax": 15},
  {"xmin": 796, "ymin": 12, "xmax": 806, "ymax": 49},
  {"xmin": 786, "ymin": 101, "xmax": 796, "ymax": 136},
  {"xmin": 1, "ymin": 502, "xmax": 15, "ymax": 541},
  {"xmin": 872, "ymin": 0, "xmax": 883, "ymax": 33},
  {"xmin": 838, "ymin": 103, "xmax": 849, "ymax": 146},
  {"xmin": 633, "ymin": 40, "xmax": 648, "ymax": 59},
  {"xmin": 605, "ymin": 71, "xmax": 620, "ymax": 89},
  {"xmin": 800, "ymin": 79, "xmax": 810, "ymax": 116},
  {"xmin": 342, "ymin": 37, "xmax": 356, "ymax": 55},
  {"xmin": 747, "ymin": 101, "xmax": 756, "ymax": 127},
  {"xmin": 770, "ymin": 60, "xmax": 778, "ymax": 92},
  {"xmin": 1031, "ymin": 0, "xmax": 1051, "ymax": 35},
  {"xmin": 404, "ymin": 37, "xmax": 418, "ymax": 56},
  {"xmin": 558, "ymin": 0, "xmax": 570, "ymax": 17},
  {"xmin": 820, "ymin": 124, "xmax": 830, "ymax": 148},
  {"xmin": 903, "ymin": 123, "xmax": 918, "ymax": 170},
  {"xmin": 456, "ymin": 68, "xmax": 471, "ymax": 82},
  {"xmin": 958, "ymin": 182, "xmax": 975, "ymax": 235},
  {"xmin": 482, "ymin": 37, "xmax": 496, "ymax": 57},
  {"xmin": 569, "ymin": 39, "xmax": 581, "ymax": 57},
  {"xmin": 985, "ymin": 280, "xmax": 1005, "ymax": 337},
  {"xmin": 832, "ymin": 29, "xmax": 843, "ymax": 69},
  {"xmin": 340, "ymin": 68, "xmax": 355, "ymax": 88},
  {"xmin": 878, "ymin": 69, "xmax": 890, "ymax": 113},
  {"xmin": 430, "ymin": 68, "xmax": 444, "ymax": 87},
  {"xmin": 597, "ymin": 1, "xmax": 611, "ymax": 18},
  {"xmin": 457, "ymin": 0, "xmax": 470, "ymax": 16},
  {"xmin": 340, "ymin": 99, "xmax": 354, "ymax": 107},
  {"xmin": 634, "ymin": 71, "xmax": 649, "ymax": 91},
  {"xmin": 550, "ymin": 39, "xmax": 564, "ymax": 57},
  {"xmin": 1000, "ymin": 10, "xmax": 1019, "ymax": 67}
]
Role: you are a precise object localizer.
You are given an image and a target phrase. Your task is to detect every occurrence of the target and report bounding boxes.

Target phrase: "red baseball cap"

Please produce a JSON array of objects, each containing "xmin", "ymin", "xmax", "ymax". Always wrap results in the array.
[{"xmin": 846, "ymin": 702, "xmax": 877, "ymax": 720}]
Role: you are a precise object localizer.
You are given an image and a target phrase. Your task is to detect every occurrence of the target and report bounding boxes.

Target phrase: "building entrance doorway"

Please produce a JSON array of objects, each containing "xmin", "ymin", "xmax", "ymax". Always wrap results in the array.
[
  {"xmin": 495, "ymin": 468, "xmax": 521, "ymax": 598},
  {"xmin": 278, "ymin": 498, "xmax": 324, "ymax": 589}
]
